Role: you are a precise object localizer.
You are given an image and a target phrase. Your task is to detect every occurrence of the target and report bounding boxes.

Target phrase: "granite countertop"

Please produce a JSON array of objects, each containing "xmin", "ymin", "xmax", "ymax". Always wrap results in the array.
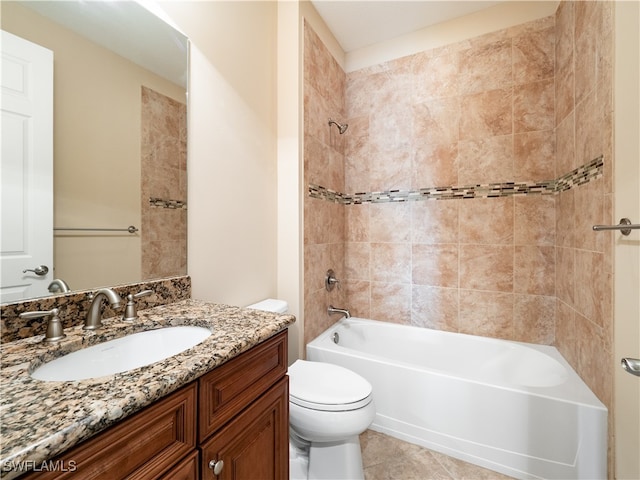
[{"xmin": 0, "ymin": 299, "xmax": 295, "ymax": 479}]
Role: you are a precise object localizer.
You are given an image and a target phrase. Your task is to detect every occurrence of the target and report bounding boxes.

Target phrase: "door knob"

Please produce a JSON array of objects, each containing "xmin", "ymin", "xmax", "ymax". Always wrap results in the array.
[
  {"xmin": 621, "ymin": 358, "xmax": 640, "ymax": 377},
  {"xmin": 22, "ymin": 265, "xmax": 49, "ymax": 276}
]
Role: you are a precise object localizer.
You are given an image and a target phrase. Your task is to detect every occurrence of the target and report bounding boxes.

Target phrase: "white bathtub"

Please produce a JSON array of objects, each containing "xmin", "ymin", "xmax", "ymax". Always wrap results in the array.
[{"xmin": 306, "ymin": 317, "xmax": 607, "ymax": 480}]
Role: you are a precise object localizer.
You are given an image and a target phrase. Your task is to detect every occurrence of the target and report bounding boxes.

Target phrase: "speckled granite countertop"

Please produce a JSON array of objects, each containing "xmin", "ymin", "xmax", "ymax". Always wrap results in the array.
[{"xmin": 0, "ymin": 299, "xmax": 295, "ymax": 479}]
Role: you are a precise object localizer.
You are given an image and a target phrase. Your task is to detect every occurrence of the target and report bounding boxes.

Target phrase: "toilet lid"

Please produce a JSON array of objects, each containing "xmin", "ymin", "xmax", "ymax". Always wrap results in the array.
[{"xmin": 288, "ymin": 360, "xmax": 373, "ymax": 412}]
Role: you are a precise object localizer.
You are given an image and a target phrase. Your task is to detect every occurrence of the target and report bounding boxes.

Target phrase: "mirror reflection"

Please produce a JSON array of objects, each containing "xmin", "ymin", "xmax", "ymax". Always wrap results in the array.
[{"xmin": 0, "ymin": 1, "xmax": 188, "ymax": 303}]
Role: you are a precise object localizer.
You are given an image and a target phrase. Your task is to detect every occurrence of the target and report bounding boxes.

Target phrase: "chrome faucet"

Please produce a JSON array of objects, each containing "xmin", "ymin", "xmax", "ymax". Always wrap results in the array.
[
  {"xmin": 327, "ymin": 305, "xmax": 351, "ymax": 319},
  {"xmin": 84, "ymin": 288, "xmax": 123, "ymax": 330},
  {"xmin": 48, "ymin": 278, "xmax": 71, "ymax": 294}
]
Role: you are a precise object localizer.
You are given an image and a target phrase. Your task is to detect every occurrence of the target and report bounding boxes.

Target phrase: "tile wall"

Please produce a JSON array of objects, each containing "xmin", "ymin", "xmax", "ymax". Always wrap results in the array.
[
  {"xmin": 553, "ymin": 0, "xmax": 614, "ymax": 440},
  {"xmin": 141, "ymin": 87, "xmax": 188, "ymax": 280},
  {"xmin": 341, "ymin": 15, "xmax": 559, "ymax": 343},
  {"xmin": 303, "ymin": 0, "xmax": 615, "ymax": 432},
  {"xmin": 303, "ymin": 22, "xmax": 347, "ymax": 345}
]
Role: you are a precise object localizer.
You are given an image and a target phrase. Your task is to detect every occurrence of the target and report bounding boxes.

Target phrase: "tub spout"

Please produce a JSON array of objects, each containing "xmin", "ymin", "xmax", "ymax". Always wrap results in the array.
[{"xmin": 328, "ymin": 305, "xmax": 351, "ymax": 319}]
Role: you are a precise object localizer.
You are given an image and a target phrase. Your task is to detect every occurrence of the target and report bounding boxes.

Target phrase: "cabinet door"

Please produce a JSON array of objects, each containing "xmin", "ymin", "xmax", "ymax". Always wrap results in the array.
[{"xmin": 200, "ymin": 377, "xmax": 289, "ymax": 480}]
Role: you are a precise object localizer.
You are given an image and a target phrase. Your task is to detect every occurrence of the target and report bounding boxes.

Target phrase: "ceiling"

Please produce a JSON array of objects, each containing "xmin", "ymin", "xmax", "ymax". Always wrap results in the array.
[{"xmin": 310, "ymin": 1, "xmax": 506, "ymax": 52}]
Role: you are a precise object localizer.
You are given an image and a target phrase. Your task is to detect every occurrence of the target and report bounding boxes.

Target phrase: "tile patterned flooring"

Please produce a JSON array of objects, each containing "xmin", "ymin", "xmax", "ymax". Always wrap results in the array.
[{"xmin": 360, "ymin": 430, "xmax": 515, "ymax": 480}]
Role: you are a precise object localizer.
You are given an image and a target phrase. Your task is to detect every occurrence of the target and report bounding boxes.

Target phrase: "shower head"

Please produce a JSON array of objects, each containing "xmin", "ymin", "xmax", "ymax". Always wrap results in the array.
[{"xmin": 328, "ymin": 118, "xmax": 348, "ymax": 134}]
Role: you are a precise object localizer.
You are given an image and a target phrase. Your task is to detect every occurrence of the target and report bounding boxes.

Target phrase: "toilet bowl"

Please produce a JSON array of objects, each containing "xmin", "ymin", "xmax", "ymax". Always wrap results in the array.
[
  {"xmin": 289, "ymin": 359, "xmax": 375, "ymax": 480},
  {"xmin": 247, "ymin": 299, "xmax": 375, "ymax": 480}
]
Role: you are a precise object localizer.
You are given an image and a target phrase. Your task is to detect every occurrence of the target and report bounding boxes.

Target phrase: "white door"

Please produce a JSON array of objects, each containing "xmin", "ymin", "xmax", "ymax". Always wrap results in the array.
[
  {"xmin": 0, "ymin": 30, "xmax": 53, "ymax": 303},
  {"xmin": 614, "ymin": 2, "xmax": 640, "ymax": 478}
]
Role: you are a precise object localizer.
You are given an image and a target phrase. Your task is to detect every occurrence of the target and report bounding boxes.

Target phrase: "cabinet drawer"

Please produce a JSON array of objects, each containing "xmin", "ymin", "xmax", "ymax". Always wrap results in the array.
[
  {"xmin": 159, "ymin": 451, "xmax": 199, "ymax": 480},
  {"xmin": 199, "ymin": 330, "xmax": 287, "ymax": 442},
  {"xmin": 200, "ymin": 377, "xmax": 289, "ymax": 480},
  {"xmin": 23, "ymin": 383, "xmax": 196, "ymax": 479}
]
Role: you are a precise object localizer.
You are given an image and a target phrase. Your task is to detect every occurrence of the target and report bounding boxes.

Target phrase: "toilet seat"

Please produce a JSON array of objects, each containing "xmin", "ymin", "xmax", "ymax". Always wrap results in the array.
[{"xmin": 288, "ymin": 360, "xmax": 372, "ymax": 412}]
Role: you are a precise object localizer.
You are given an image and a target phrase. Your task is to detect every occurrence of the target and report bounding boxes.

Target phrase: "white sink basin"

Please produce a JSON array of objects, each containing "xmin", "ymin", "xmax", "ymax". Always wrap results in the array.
[{"xmin": 31, "ymin": 326, "xmax": 211, "ymax": 381}]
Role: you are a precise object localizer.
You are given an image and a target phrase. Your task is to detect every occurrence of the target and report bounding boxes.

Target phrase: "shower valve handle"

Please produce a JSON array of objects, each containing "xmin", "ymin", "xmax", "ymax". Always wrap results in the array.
[{"xmin": 325, "ymin": 269, "xmax": 341, "ymax": 291}]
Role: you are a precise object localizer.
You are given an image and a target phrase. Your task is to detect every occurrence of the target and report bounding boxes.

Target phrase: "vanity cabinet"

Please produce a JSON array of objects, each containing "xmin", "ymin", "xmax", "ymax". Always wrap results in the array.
[
  {"xmin": 198, "ymin": 329, "xmax": 288, "ymax": 479},
  {"xmin": 21, "ymin": 330, "xmax": 288, "ymax": 480},
  {"xmin": 200, "ymin": 378, "xmax": 288, "ymax": 479}
]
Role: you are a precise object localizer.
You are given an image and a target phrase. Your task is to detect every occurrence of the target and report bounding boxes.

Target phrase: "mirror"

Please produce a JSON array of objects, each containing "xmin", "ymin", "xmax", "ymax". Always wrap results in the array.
[{"xmin": 1, "ymin": 1, "xmax": 188, "ymax": 303}]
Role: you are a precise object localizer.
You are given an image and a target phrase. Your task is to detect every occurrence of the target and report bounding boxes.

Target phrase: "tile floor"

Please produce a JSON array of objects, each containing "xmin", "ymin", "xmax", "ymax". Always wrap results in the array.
[{"xmin": 360, "ymin": 430, "xmax": 515, "ymax": 480}]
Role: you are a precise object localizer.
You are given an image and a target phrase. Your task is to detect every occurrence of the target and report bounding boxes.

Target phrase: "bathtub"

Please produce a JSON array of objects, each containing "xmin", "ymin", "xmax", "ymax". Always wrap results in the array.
[{"xmin": 306, "ymin": 317, "xmax": 607, "ymax": 480}]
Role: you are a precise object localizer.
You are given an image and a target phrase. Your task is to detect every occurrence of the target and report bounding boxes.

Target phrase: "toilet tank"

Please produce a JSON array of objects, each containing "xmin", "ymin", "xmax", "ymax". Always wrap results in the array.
[{"xmin": 246, "ymin": 299, "xmax": 288, "ymax": 314}]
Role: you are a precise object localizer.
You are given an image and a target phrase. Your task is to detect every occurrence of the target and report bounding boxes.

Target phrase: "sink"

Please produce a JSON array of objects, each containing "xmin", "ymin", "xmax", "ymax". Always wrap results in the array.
[{"xmin": 31, "ymin": 326, "xmax": 211, "ymax": 381}]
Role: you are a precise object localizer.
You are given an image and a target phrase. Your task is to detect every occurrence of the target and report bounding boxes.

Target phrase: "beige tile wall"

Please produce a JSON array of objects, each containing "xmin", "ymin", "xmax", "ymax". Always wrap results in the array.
[
  {"xmin": 303, "ymin": 22, "xmax": 347, "ymax": 345},
  {"xmin": 553, "ymin": 0, "xmax": 614, "ymax": 437},
  {"xmin": 141, "ymin": 87, "xmax": 188, "ymax": 280},
  {"xmin": 342, "ymin": 16, "xmax": 557, "ymax": 344},
  {"xmin": 303, "ymin": 1, "xmax": 614, "ymax": 412}
]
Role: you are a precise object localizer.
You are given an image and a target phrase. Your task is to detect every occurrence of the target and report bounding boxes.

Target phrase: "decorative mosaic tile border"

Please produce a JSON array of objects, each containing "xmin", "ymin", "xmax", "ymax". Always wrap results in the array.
[
  {"xmin": 309, "ymin": 156, "xmax": 603, "ymax": 204},
  {"xmin": 149, "ymin": 197, "xmax": 188, "ymax": 209},
  {"xmin": 554, "ymin": 156, "xmax": 604, "ymax": 192}
]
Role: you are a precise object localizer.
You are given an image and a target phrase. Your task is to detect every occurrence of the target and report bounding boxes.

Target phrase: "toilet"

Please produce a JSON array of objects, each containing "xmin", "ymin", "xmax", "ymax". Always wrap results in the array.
[{"xmin": 247, "ymin": 299, "xmax": 375, "ymax": 480}]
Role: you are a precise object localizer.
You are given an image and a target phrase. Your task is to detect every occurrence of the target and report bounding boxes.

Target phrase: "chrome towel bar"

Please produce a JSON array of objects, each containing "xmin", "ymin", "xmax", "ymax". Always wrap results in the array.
[
  {"xmin": 592, "ymin": 218, "xmax": 639, "ymax": 236},
  {"xmin": 54, "ymin": 225, "xmax": 138, "ymax": 234}
]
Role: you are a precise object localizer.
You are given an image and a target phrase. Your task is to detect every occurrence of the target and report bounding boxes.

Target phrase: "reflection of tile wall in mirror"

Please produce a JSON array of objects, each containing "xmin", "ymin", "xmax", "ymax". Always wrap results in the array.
[{"xmin": 141, "ymin": 87, "xmax": 188, "ymax": 281}]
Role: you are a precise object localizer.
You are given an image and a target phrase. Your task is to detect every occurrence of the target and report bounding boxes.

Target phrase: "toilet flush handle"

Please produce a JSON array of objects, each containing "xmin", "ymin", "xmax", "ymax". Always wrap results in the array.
[{"xmin": 209, "ymin": 459, "xmax": 224, "ymax": 475}]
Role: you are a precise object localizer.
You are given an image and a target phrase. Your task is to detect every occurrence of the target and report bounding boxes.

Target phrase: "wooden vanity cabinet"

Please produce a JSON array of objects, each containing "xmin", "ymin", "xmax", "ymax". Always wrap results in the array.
[
  {"xmin": 21, "ymin": 330, "xmax": 288, "ymax": 480},
  {"xmin": 198, "ymin": 330, "xmax": 288, "ymax": 479},
  {"xmin": 199, "ymin": 378, "xmax": 288, "ymax": 479}
]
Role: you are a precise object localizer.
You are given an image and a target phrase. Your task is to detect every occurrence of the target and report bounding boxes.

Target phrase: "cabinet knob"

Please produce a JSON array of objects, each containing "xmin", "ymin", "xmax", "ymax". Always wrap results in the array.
[{"xmin": 208, "ymin": 459, "xmax": 224, "ymax": 475}]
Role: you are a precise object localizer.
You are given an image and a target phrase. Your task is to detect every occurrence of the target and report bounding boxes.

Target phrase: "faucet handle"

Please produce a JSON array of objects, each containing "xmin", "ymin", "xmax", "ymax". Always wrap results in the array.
[
  {"xmin": 133, "ymin": 289, "xmax": 153, "ymax": 300},
  {"xmin": 123, "ymin": 290, "xmax": 153, "ymax": 322},
  {"xmin": 19, "ymin": 308, "xmax": 65, "ymax": 343}
]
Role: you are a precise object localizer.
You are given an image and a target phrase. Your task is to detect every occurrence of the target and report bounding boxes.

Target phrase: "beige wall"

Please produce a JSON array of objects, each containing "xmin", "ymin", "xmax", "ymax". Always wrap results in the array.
[
  {"xmin": 614, "ymin": 2, "xmax": 640, "ymax": 476},
  {"xmin": 160, "ymin": 1, "xmax": 279, "ymax": 308},
  {"xmin": 1, "ymin": 2, "xmax": 185, "ymax": 291},
  {"xmin": 277, "ymin": 0, "xmax": 304, "ymax": 362}
]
